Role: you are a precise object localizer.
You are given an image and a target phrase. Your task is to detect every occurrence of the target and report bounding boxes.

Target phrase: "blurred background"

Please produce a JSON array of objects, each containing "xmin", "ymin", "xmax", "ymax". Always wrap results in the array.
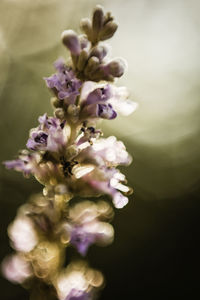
[{"xmin": 0, "ymin": 0, "xmax": 200, "ymax": 298}]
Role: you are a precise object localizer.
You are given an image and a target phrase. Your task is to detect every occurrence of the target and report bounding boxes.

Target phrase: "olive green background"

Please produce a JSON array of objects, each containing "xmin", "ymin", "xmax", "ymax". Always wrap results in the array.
[{"xmin": 0, "ymin": 0, "xmax": 200, "ymax": 299}]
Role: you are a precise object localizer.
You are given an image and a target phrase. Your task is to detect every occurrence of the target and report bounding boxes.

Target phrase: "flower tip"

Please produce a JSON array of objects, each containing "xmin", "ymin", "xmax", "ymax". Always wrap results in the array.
[{"xmin": 61, "ymin": 30, "xmax": 81, "ymax": 55}]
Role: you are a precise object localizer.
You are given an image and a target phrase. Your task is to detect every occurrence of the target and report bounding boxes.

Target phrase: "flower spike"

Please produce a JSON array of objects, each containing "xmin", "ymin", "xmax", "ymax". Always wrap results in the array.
[{"xmin": 2, "ymin": 5, "xmax": 138, "ymax": 300}]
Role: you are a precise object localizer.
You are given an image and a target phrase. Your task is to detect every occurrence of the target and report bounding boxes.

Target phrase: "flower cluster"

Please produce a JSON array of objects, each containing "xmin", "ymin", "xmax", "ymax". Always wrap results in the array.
[{"xmin": 2, "ymin": 6, "xmax": 137, "ymax": 300}]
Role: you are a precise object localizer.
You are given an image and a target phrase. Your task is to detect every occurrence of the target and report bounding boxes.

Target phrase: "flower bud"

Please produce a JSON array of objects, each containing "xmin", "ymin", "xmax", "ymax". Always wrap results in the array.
[
  {"xmin": 92, "ymin": 5, "xmax": 104, "ymax": 35},
  {"xmin": 67, "ymin": 104, "xmax": 80, "ymax": 117},
  {"xmin": 77, "ymin": 49, "xmax": 89, "ymax": 71},
  {"xmin": 85, "ymin": 56, "xmax": 100, "ymax": 76},
  {"xmin": 103, "ymin": 58, "xmax": 126, "ymax": 78},
  {"xmin": 79, "ymin": 34, "xmax": 89, "ymax": 49},
  {"xmin": 99, "ymin": 21, "xmax": 118, "ymax": 41},
  {"xmin": 61, "ymin": 30, "xmax": 81, "ymax": 55},
  {"xmin": 90, "ymin": 45, "xmax": 108, "ymax": 61},
  {"xmin": 54, "ymin": 108, "xmax": 65, "ymax": 119},
  {"xmin": 80, "ymin": 18, "xmax": 92, "ymax": 40}
]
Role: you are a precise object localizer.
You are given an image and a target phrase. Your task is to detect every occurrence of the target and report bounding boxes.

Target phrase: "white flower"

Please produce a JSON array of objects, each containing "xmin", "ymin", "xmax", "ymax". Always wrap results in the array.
[
  {"xmin": 1, "ymin": 254, "xmax": 32, "ymax": 284},
  {"xmin": 8, "ymin": 216, "xmax": 38, "ymax": 252},
  {"xmin": 91, "ymin": 136, "xmax": 132, "ymax": 166}
]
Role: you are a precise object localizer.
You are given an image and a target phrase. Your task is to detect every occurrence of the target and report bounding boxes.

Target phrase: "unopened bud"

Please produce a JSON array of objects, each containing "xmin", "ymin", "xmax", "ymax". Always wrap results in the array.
[
  {"xmin": 90, "ymin": 45, "xmax": 108, "ymax": 61},
  {"xmin": 54, "ymin": 108, "xmax": 65, "ymax": 119},
  {"xmin": 67, "ymin": 104, "xmax": 80, "ymax": 117},
  {"xmin": 85, "ymin": 56, "xmax": 100, "ymax": 75},
  {"xmin": 77, "ymin": 49, "xmax": 89, "ymax": 71},
  {"xmin": 80, "ymin": 18, "xmax": 92, "ymax": 40},
  {"xmin": 79, "ymin": 34, "xmax": 89, "ymax": 49},
  {"xmin": 99, "ymin": 21, "xmax": 118, "ymax": 41},
  {"xmin": 92, "ymin": 5, "xmax": 104, "ymax": 35},
  {"xmin": 61, "ymin": 30, "xmax": 81, "ymax": 55},
  {"xmin": 103, "ymin": 58, "xmax": 126, "ymax": 77}
]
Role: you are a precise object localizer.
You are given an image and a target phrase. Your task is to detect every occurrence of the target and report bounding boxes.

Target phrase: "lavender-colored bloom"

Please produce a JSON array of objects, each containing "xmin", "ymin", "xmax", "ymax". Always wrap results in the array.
[
  {"xmin": 54, "ymin": 57, "xmax": 67, "ymax": 72},
  {"xmin": 26, "ymin": 114, "xmax": 69, "ymax": 152},
  {"xmin": 3, "ymin": 151, "xmax": 40, "ymax": 176},
  {"xmin": 26, "ymin": 132, "xmax": 48, "ymax": 150},
  {"xmin": 80, "ymin": 81, "xmax": 138, "ymax": 120},
  {"xmin": 80, "ymin": 83, "xmax": 117, "ymax": 120},
  {"xmin": 44, "ymin": 59, "xmax": 82, "ymax": 103},
  {"xmin": 66, "ymin": 201, "xmax": 114, "ymax": 255}
]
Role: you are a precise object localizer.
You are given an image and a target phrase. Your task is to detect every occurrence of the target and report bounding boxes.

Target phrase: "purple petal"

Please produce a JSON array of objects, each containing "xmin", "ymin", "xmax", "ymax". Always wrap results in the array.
[{"xmin": 44, "ymin": 74, "xmax": 59, "ymax": 89}]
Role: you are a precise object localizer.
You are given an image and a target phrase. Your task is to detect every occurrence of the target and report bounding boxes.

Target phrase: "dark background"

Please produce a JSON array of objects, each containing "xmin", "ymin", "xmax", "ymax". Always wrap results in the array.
[{"xmin": 0, "ymin": 0, "xmax": 200, "ymax": 299}]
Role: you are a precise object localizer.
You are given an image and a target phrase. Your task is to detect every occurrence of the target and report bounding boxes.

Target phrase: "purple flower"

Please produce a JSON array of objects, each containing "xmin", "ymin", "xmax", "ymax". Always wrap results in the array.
[
  {"xmin": 100, "ymin": 58, "xmax": 126, "ymax": 78},
  {"xmin": 55, "ymin": 261, "xmax": 103, "ymax": 300},
  {"xmin": 82, "ymin": 168, "xmax": 131, "ymax": 209},
  {"xmin": 26, "ymin": 114, "xmax": 69, "ymax": 152},
  {"xmin": 80, "ymin": 81, "xmax": 138, "ymax": 120},
  {"xmin": 80, "ymin": 83, "xmax": 117, "ymax": 120},
  {"xmin": 44, "ymin": 58, "xmax": 82, "ymax": 103},
  {"xmin": 3, "ymin": 151, "xmax": 40, "ymax": 177},
  {"xmin": 66, "ymin": 201, "xmax": 114, "ymax": 255}
]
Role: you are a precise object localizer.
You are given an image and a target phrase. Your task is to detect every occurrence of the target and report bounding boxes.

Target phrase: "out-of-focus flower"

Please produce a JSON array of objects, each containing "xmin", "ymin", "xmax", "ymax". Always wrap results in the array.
[
  {"xmin": 1, "ymin": 254, "xmax": 33, "ymax": 284},
  {"xmin": 44, "ymin": 58, "xmax": 82, "ymax": 103},
  {"xmin": 30, "ymin": 241, "xmax": 63, "ymax": 281},
  {"xmin": 3, "ymin": 150, "xmax": 41, "ymax": 177},
  {"xmin": 64, "ymin": 201, "xmax": 114, "ymax": 255},
  {"xmin": 8, "ymin": 216, "xmax": 38, "ymax": 253},
  {"xmin": 54, "ymin": 261, "xmax": 103, "ymax": 300},
  {"xmin": 90, "ymin": 136, "xmax": 132, "ymax": 166}
]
